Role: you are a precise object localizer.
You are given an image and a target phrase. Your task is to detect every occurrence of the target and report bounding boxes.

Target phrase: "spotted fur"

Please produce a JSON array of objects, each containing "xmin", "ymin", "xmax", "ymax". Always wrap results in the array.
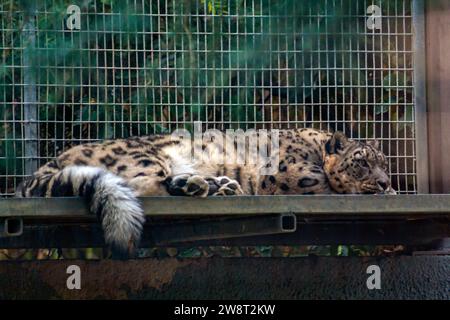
[{"xmin": 16, "ymin": 128, "xmax": 395, "ymax": 254}]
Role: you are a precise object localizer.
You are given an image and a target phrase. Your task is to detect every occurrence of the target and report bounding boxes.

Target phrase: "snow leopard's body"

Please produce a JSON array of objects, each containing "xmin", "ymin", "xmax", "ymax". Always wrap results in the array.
[{"xmin": 16, "ymin": 128, "xmax": 395, "ymax": 254}]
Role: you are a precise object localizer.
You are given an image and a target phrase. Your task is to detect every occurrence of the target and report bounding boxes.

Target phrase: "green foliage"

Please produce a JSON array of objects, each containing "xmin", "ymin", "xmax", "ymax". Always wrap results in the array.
[{"xmin": 200, "ymin": 0, "xmax": 228, "ymax": 15}]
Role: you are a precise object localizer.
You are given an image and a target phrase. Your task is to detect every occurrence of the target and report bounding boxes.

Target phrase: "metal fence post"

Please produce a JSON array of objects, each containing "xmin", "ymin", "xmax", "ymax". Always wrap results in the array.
[
  {"xmin": 425, "ymin": 0, "xmax": 450, "ymax": 193},
  {"xmin": 412, "ymin": 0, "xmax": 429, "ymax": 194},
  {"xmin": 22, "ymin": 9, "xmax": 38, "ymax": 176}
]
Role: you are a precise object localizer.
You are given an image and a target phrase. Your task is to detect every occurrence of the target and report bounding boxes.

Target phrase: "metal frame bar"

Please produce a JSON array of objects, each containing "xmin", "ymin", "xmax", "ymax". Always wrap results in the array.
[
  {"xmin": 0, "ymin": 217, "xmax": 448, "ymax": 249},
  {"xmin": 412, "ymin": 0, "xmax": 429, "ymax": 193},
  {"xmin": 2, "ymin": 195, "xmax": 450, "ymax": 218},
  {"xmin": 424, "ymin": 0, "xmax": 450, "ymax": 193},
  {"xmin": 22, "ymin": 7, "xmax": 38, "ymax": 176}
]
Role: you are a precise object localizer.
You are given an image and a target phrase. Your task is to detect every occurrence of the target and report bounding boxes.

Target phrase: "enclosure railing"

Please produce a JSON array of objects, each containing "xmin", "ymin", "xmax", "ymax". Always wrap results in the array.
[{"xmin": 1, "ymin": 195, "xmax": 449, "ymax": 250}]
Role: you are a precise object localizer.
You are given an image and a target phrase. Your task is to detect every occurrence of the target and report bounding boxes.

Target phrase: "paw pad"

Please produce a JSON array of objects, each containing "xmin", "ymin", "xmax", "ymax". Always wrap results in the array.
[
  {"xmin": 167, "ymin": 174, "xmax": 209, "ymax": 197},
  {"xmin": 211, "ymin": 176, "xmax": 244, "ymax": 196}
]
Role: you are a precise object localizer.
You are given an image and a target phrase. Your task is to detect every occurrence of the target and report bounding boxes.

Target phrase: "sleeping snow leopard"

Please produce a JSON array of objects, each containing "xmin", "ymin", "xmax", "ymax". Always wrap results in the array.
[{"xmin": 16, "ymin": 128, "xmax": 395, "ymax": 254}]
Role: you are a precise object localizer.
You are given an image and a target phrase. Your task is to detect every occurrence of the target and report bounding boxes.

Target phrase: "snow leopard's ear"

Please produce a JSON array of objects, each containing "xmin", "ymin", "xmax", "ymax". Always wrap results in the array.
[
  {"xmin": 366, "ymin": 139, "xmax": 380, "ymax": 150},
  {"xmin": 325, "ymin": 131, "xmax": 349, "ymax": 155}
]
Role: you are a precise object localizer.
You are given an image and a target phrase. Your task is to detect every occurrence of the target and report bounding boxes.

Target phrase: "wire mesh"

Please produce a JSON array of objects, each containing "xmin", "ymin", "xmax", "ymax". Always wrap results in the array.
[{"xmin": 0, "ymin": 0, "xmax": 418, "ymax": 196}]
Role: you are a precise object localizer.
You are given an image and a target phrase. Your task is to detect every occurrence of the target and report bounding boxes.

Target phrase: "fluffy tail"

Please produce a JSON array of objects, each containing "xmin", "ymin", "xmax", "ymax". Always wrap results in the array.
[{"xmin": 18, "ymin": 166, "xmax": 145, "ymax": 254}]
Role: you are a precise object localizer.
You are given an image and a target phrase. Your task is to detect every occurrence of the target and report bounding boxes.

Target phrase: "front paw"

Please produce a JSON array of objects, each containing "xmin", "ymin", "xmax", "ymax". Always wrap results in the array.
[
  {"xmin": 167, "ymin": 174, "xmax": 209, "ymax": 197},
  {"xmin": 210, "ymin": 176, "xmax": 244, "ymax": 196}
]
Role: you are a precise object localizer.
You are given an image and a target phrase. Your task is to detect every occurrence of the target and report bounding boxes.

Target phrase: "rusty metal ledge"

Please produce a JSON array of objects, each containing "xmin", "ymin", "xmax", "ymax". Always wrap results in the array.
[
  {"xmin": 0, "ymin": 256, "xmax": 449, "ymax": 299},
  {"xmin": 1, "ymin": 195, "xmax": 450, "ymax": 219}
]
